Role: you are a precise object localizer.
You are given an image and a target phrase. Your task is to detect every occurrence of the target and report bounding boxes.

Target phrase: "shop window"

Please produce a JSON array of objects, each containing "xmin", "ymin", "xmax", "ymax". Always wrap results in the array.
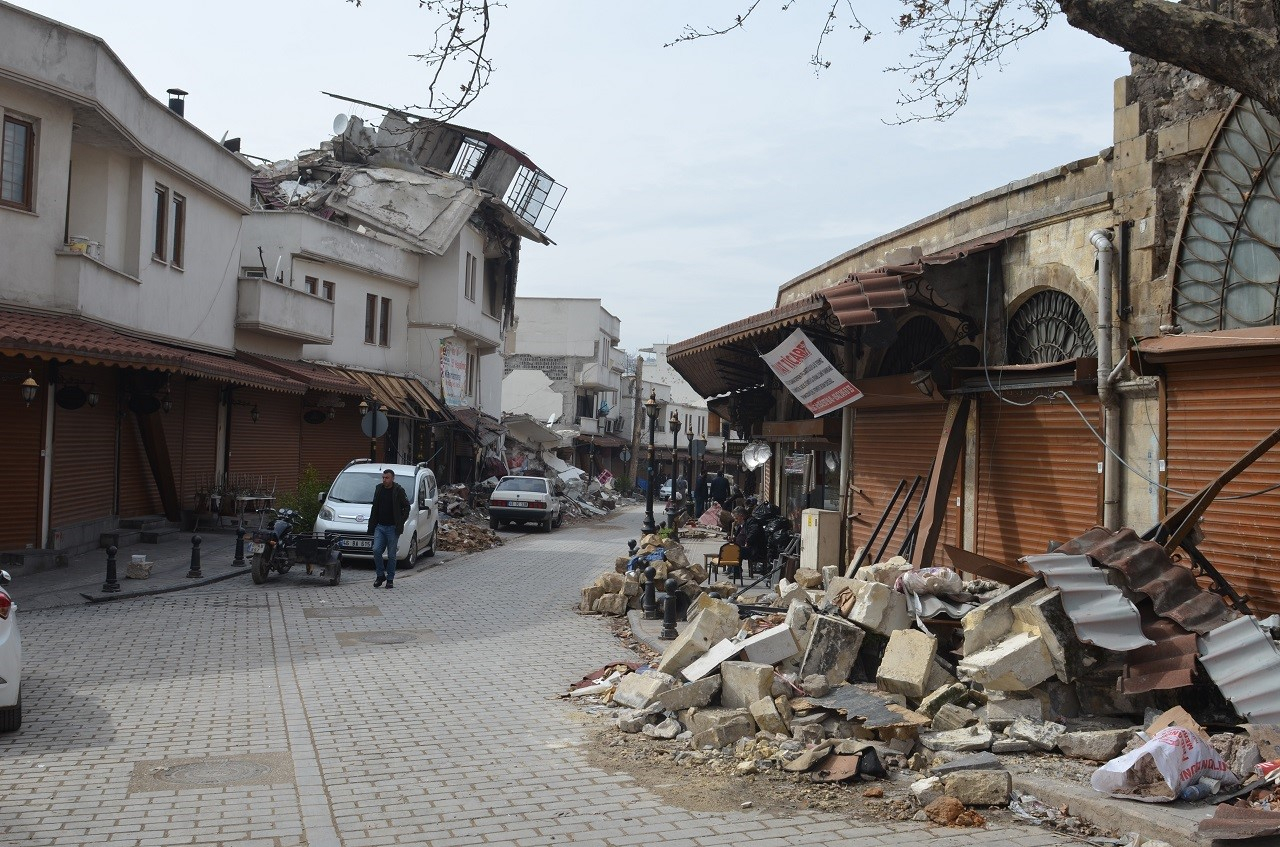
[{"xmin": 1, "ymin": 114, "xmax": 35, "ymax": 210}]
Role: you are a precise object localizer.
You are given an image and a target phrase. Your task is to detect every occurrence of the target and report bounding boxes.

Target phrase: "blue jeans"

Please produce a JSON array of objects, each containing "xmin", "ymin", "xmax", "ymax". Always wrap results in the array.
[{"xmin": 372, "ymin": 524, "xmax": 399, "ymax": 580}]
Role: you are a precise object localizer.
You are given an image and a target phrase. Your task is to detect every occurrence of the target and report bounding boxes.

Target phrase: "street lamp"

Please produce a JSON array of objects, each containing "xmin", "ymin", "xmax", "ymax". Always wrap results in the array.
[
  {"xmin": 668, "ymin": 409, "xmax": 682, "ymax": 540},
  {"xmin": 641, "ymin": 390, "xmax": 660, "ymax": 534},
  {"xmin": 359, "ymin": 397, "xmax": 381, "ymax": 462}
]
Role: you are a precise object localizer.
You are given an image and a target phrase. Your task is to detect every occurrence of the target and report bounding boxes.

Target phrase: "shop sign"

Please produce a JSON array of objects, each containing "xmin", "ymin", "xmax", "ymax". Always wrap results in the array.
[
  {"xmin": 763, "ymin": 328, "xmax": 862, "ymax": 417},
  {"xmin": 440, "ymin": 339, "xmax": 467, "ymax": 407},
  {"xmin": 784, "ymin": 452, "xmax": 809, "ymax": 475}
]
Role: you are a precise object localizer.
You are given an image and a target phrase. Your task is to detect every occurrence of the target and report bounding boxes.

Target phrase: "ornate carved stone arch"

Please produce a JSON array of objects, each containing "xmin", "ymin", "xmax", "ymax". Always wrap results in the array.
[{"xmin": 1172, "ymin": 96, "xmax": 1280, "ymax": 332}]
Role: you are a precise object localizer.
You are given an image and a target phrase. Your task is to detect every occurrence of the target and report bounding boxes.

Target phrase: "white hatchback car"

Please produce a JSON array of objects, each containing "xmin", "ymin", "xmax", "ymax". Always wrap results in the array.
[
  {"xmin": 314, "ymin": 460, "xmax": 439, "ymax": 565},
  {"xmin": 0, "ymin": 569, "xmax": 21, "ymax": 732}
]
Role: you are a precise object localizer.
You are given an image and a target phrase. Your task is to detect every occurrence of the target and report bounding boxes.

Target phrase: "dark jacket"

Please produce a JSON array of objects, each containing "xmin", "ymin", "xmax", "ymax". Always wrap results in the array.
[
  {"xmin": 709, "ymin": 475, "xmax": 731, "ymax": 503},
  {"xmin": 368, "ymin": 482, "xmax": 410, "ymax": 535}
]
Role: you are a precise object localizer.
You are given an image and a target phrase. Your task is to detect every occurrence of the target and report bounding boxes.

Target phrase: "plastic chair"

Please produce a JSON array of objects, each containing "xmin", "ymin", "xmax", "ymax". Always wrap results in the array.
[{"xmin": 704, "ymin": 542, "xmax": 744, "ymax": 585}]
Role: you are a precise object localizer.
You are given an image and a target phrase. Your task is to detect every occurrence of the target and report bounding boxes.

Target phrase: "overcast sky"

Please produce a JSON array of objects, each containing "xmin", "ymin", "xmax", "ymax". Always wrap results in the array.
[{"xmin": 14, "ymin": 0, "xmax": 1129, "ymax": 352}]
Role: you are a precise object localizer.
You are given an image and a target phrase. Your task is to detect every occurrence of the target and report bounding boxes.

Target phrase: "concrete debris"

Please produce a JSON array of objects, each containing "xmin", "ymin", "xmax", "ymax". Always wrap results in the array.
[
  {"xmin": 434, "ymin": 518, "xmax": 503, "ymax": 553},
  {"xmin": 612, "ymin": 671, "xmax": 677, "ymax": 709},
  {"xmin": 1006, "ymin": 717, "xmax": 1067, "ymax": 751},
  {"xmin": 655, "ymin": 675, "xmax": 722, "ymax": 712},
  {"xmin": 918, "ymin": 725, "xmax": 994, "ymax": 753},
  {"xmin": 798, "ymin": 614, "xmax": 865, "ymax": 686},
  {"xmin": 720, "ymin": 661, "xmax": 775, "ymax": 710},
  {"xmin": 877, "ymin": 629, "xmax": 938, "ymax": 700},
  {"xmin": 957, "ymin": 630, "xmax": 1055, "ymax": 692},
  {"xmin": 942, "ymin": 769, "xmax": 1012, "ymax": 806},
  {"xmin": 929, "ymin": 751, "xmax": 1003, "ymax": 775},
  {"xmin": 931, "ymin": 703, "xmax": 979, "ymax": 732},
  {"xmin": 1056, "ymin": 728, "xmax": 1134, "ymax": 762}
]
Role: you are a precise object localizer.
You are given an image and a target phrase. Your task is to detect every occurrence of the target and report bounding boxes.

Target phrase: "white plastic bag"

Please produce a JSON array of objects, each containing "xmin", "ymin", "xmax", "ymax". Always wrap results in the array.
[
  {"xmin": 1090, "ymin": 727, "xmax": 1238, "ymax": 802},
  {"xmin": 898, "ymin": 567, "xmax": 964, "ymax": 596}
]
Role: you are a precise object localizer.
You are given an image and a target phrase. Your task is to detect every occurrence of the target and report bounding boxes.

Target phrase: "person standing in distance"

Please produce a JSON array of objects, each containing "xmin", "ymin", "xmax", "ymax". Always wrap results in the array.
[
  {"xmin": 368, "ymin": 469, "xmax": 410, "ymax": 589},
  {"xmin": 709, "ymin": 470, "xmax": 731, "ymax": 507}
]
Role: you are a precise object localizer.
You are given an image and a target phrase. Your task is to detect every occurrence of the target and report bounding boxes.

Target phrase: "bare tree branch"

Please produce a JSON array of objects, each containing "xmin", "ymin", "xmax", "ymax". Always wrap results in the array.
[{"xmin": 663, "ymin": 0, "xmax": 766, "ymax": 47}]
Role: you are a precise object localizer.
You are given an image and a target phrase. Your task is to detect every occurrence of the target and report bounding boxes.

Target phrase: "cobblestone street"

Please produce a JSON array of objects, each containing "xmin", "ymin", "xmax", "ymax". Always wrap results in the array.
[{"xmin": 2, "ymin": 507, "xmax": 1073, "ymax": 847}]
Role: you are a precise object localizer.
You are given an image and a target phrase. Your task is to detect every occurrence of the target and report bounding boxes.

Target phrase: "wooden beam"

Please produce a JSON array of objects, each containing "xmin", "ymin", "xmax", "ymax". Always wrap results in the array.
[{"xmin": 914, "ymin": 394, "xmax": 971, "ymax": 567}]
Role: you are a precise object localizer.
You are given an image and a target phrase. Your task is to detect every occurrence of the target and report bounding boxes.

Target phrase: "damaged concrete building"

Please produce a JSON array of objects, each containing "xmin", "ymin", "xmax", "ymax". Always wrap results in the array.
[{"xmin": 666, "ymin": 49, "xmax": 1280, "ymax": 620}]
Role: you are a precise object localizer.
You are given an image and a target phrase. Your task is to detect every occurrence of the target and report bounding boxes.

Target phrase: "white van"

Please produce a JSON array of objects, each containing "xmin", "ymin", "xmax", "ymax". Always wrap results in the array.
[{"xmin": 314, "ymin": 460, "xmax": 439, "ymax": 565}]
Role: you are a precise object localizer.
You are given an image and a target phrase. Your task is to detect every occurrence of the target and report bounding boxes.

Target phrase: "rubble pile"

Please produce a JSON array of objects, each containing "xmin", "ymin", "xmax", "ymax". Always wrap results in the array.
[
  {"xmin": 434, "ymin": 518, "xmax": 502, "ymax": 553},
  {"xmin": 571, "ymin": 533, "xmax": 1280, "ymax": 835},
  {"xmin": 438, "ymin": 484, "xmax": 474, "ymax": 518}
]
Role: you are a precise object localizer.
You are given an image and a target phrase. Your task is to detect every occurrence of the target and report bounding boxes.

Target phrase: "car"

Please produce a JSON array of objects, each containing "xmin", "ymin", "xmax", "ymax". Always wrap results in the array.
[
  {"xmin": 659, "ymin": 480, "xmax": 673, "ymax": 501},
  {"xmin": 313, "ymin": 460, "xmax": 439, "ymax": 566},
  {"xmin": 0, "ymin": 569, "xmax": 21, "ymax": 732},
  {"xmin": 488, "ymin": 475, "xmax": 563, "ymax": 532}
]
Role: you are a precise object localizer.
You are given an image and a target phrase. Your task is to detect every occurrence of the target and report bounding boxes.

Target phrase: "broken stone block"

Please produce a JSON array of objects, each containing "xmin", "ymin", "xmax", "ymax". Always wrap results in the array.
[
  {"xmin": 848, "ymin": 581, "xmax": 911, "ymax": 635},
  {"xmin": 1056, "ymin": 728, "xmax": 1133, "ymax": 762},
  {"xmin": 931, "ymin": 703, "xmax": 978, "ymax": 732},
  {"xmin": 1006, "ymin": 717, "xmax": 1066, "ymax": 751},
  {"xmin": 615, "ymin": 556, "xmax": 631, "ymax": 573},
  {"xmin": 596, "ymin": 572, "xmax": 625, "ymax": 592},
  {"xmin": 721, "ymin": 661, "xmax": 775, "ymax": 709},
  {"xmin": 592, "ymin": 593, "xmax": 629, "ymax": 617},
  {"xmin": 741, "ymin": 624, "xmax": 801, "ymax": 666},
  {"xmin": 929, "ymin": 751, "xmax": 1002, "ymax": 775},
  {"xmin": 977, "ymin": 695, "xmax": 1044, "ymax": 729},
  {"xmin": 655, "ymin": 675, "xmax": 721, "ymax": 712},
  {"xmin": 621, "ymin": 572, "xmax": 643, "ymax": 597},
  {"xmin": 655, "ymin": 597, "xmax": 742, "ymax": 675},
  {"xmin": 1012, "ymin": 587, "xmax": 1090, "ymax": 682},
  {"xmin": 860, "ymin": 557, "xmax": 912, "ymax": 586},
  {"xmin": 942, "ymin": 770, "xmax": 1012, "ymax": 806},
  {"xmin": 925, "ymin": 658, "xmax": 958, "ymax": 692},
  {"xmin": 961, "ymin": 577, "xmax": 1044, "ymax": 656},
  {"xmin": 616, "ymin": 709, "xmax": 657, "ymax": 733},
  {"xmin": 643, "ymin": 718, "xmax": 683, "ymax": 740},
  {"xmin": 681, "ymin": 638, "xmax": 745, "ymax": 682},
  {"xmin": 688, "ymin": 709, "xmax": 756, "ymax": 749},
  {"xmin": 1212, "ymin": 732, "xmax": 1264, "ymax": 777},
  {"xmin": 991, "ymin": 739, "xmax": 1034, "ymax": 754},
  {"xmin": 918, "ymin": 725, "xmax": 993, "ymax": 753},
  {"xmin": 777, "ymin": 581, "xmax": 807, "ymax": 606},
  {"xmin": 876, "ymin": 629, "xmax": 938, "ymax": 700},
  {"xmin": 581, "ymin": 585, "xmax": 606, "ymax": 611},
  {"xmin": 784, "ymin": 598, "xmax": 815, "ymax": 650},
  {"xmin": 794, "ymin": 567, "xmax": 824, "ymax": 589},
  {"xmin": 792, "ymin": 723, "xmax": 827, "ymax": 743},
  {"xmin": 662, "ymin": 539, "xmax": 690, "ymax": 569},
  {"xmin": 823, "ymin": 576, "xmax": 866, "ymax": 614},
  {"xmin": 774, "ymin": 694, "xmax": 793, "ymax": 727},
  {"xmin": 799, "ymin": 614, "xmax": 865, "ymax": 686},
  {"xmin": 749, "ymin": 697, "xmax": 789, "ymax": 735},
  {"xmin": 957, "ymin": 631, "xmax": 1055, "ymax": 692},
  {"xmin": 801, "ymin": 674, "xmax": 831, "ymax": 698},
  {"xmin": 919, "ymin": 682, "xmax": 970, "ymax": 718},
  {"xmin": 821, "ymin": 565, "xmax": 839, "ymax": 590},
  {"xmin": 612, "ymin": 671, "xmax": 678, "ymax": 709},
  {"xmin": 909, "ymin": 776, "xmax": 944, "ymax": 805}
]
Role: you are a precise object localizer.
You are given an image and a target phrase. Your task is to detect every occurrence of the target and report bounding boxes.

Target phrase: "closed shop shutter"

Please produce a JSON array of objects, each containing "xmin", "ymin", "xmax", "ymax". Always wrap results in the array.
[
  {"xmin": 851, "ymin": 405, "xmax": 958, "ymax": 565},
  {"xmin": 161, "ymin": 378, "xmax": 220, "ymax": 510},
  {"xmin": 0, "ymin": 360, "xmax": 45, "ymax": 548},
  {"xmin": 300, "ymin": 402, "xmax": 368, "ymax": 485},
  {"xmin": 975, "ymin": 390, "xmax": 1101, "ymax": 568},
  {"xmin": 227, "ymin": 388, "xmax": 302, "ymax": 498},
  {"xmin": 117, "ymin": 409, "xmax": 164, "ymax": 518},
  {"xmin": 51, "ymin": 374, "xmax": 118, "ymax": 527},
  {"xmin": 1166, "ymin": 356, "xmax": 1280, "ymax": 615}
]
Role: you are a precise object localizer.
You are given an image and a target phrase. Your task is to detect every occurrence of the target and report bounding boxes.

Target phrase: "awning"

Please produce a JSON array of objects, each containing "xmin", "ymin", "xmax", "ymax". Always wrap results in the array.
[
  {"xmin": 665, "ymin": 296, "xmax": 828, "ymax": 398},
  {"xmin": 951, "ymin": 358, "xmax": 1098, "ymax": 394},
  {"xmin": 0, "ymin": 309, "xmax": 305, "ymax": 393},
  {"xmin": 821, "ymin": 228, "xmax": 1019, "ymax": 327},
  {"xmin": 1138, "ymin": 326, "xmax": 1280, "ymax": 363},
  {"xmin": 323, "ymin": 365, "xmax": 450, "ymax": 418},
  {"xmin": 575, "ymin": 433, "xmax": 629, "ymax": 449},
  {"xmin": 239, "ymin": 353, "xmax": 370, "ymax": 397}
]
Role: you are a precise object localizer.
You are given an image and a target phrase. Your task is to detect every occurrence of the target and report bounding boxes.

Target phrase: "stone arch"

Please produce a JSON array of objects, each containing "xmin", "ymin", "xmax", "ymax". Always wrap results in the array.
[
  {"xmin": 874, "ymin": 315, "xmax": 949, "ymax": 376},
  {"xmin": 1006, "ymin": 289, "xmax": 1097, "ymax": 364}
]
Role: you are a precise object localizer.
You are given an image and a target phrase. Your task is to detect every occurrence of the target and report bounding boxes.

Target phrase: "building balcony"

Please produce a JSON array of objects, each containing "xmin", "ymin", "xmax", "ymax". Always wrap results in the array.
[
  {"xmin": 577, "ymin": 416, "xmax": 599, "ymax": 434},
  {"xmin": 53, "ymin": 250, "xmax": 143, "ymax": 323},
  {"xmin": 236, "ymin": 277, "xmax": 333, "ymax": 344},
  {"xmin": 577, "ymin": 361, "xmax": 618, "ymax": 392}
]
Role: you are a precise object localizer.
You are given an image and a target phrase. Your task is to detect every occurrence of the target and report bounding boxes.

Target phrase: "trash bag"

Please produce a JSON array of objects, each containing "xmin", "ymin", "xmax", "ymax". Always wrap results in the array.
[
  {"xmin": 1090, "ymin": 727, "xmax": 1238, "ymax": 802},
  {"xmin": 898, "ymin": 567, "xmax": 964, "ymax": 596}
]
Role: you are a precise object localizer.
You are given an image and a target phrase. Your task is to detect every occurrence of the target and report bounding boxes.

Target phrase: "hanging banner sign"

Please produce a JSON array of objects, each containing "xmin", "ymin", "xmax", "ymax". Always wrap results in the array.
[
  {"xmin": 762, "ymin": 328, "xmax": 862, "ymax": 417},
  {"xmin": 440, "ymin": 339, "xmax": 467, "ymax": 407}
]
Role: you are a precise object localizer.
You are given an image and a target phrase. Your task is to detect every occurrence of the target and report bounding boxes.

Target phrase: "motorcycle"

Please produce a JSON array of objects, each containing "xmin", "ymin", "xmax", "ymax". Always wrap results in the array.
[{"xmin": 248, "ymin": 508, "xmax": 341, "ymax": 586}]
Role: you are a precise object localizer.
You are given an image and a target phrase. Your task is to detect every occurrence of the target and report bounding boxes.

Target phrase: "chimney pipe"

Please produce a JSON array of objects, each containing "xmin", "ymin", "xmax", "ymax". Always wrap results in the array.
[{"xmin": 166, "ymin": 88, "xmax": 188, "ymax": 117}]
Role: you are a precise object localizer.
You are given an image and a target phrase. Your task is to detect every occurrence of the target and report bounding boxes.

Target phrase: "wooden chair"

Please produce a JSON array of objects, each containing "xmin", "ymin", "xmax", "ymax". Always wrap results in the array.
[{"xmin": 704, "ymin": 542, "xmax": 744, "ymax": 585}]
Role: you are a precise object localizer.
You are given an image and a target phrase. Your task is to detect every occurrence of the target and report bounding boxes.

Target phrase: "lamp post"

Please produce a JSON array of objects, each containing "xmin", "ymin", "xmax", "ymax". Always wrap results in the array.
[
  {"xmin": 620, "ymin": 445, "xmax": 632, "ymax": 495},
  {"xmin": 690, "ymin": 432, "xmax": 706, "ymax": 518},
  {"xmin": 641, "ymin": 390, "xmax": 659, "ymax": 534},
  {"xmin": 667, "ymin": 409, "xmax": 682, "ymax": 540},
  {"xmin": 358, "ymin": 398, "xmax": 381, "ymax": 462}
]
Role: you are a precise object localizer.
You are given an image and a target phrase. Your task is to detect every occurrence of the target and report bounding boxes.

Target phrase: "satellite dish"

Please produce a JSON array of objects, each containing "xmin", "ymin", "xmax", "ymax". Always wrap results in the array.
[
  {"xmin": 547, "ymin": 413, "xmax": 559, "ymax": 425},
  {"xmin": 332, "ymin": 113, "xmax": 350, "ymax": 135}
]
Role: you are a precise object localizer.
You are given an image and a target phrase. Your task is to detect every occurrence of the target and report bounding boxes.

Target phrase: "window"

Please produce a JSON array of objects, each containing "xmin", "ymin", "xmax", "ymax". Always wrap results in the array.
[
  {"xmin": 364, "ymin": 293, "xmax": 377, "ymax": 344},
  {"xmin": 483, "ymin": 258, "xmax": 502, "ymax": 317},
  {"xmin": 378, "ymin": 296, "xmax": 391, "ymax": 347},
  {"xmin": 152, "ymin": 184, "xmax": 169, "ymax": 260},
  {"xmin": 170, "ymin": 193, "xmax": 186, "ymax": 268},
  {"xmin": 1, "ymin": 115, "xmax": 34, "ymax": 210},
  {"xmin": 465, "ymin": 351, "xmax": 477, "ymax": 397},
  {"xmin": 322, "ymin": 280, "xmax": 335, "ymax": 301},
  {"xmin": 576, "ymin": 393, "xmax": 594, "ymax": 419},
  {"xmin": 464, "ymin": 252, "xmax": 477, "ymax": 301},
  {"xmin": 304, "ymin": 275, "xmax": 319, "ymax": 296}
]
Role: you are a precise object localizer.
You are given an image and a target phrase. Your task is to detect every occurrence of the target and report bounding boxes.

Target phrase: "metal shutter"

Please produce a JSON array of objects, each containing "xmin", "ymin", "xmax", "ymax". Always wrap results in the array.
[
  {"xmin": 0, "ymin": 365, "xmax": 45, "ymax": 548},
  {"xmin": 1166, "ymin": 356, "xmax": 1280, "ymax": 615},
  {"xmin": 50, "ymin": 378, "xmax": 118, "ymax": 526},
  {"xmin": 300, "ymin": 403, "xmax": 370, "ymax": 484},
  {"xmin": 167, "ymin": 379, "xmax": 221, "ymax": 510},
  {"xmin": 975, "ymin": 390, "xmax": 1102, "ymax": 568},
  {"xmin": 227, "ymin": 388, "xmax": 302, "ymax": 498}
]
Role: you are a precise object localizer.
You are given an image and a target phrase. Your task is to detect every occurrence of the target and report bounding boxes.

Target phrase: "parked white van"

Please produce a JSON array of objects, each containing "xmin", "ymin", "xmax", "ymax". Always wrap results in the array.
[{"xmin": 314, "ymin": 460, "xmax": 439, "ymax": 565}]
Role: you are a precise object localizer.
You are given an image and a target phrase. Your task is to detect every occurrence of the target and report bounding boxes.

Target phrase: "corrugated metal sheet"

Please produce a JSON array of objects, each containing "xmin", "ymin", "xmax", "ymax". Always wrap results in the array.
[
  {"xmin": 1198, "ymin": 804, "xmax": 1280, "ymax": 840},
  {"xmin": 1021, "ymin": 553, "xmax": 1153, "ymax": 651},
  {"xmin": 975, "ymin": 390, "xmax": 1101, "ymax": 568},
  {"xmin": 1060, "ymin": 527, "xmax": 1240, "ymax": 634},
  {"xmin": 1197, "ymin": 615, "xmax": 1280, "ymax": 725},
  {"xmin": 1166, "ymin": 357, "xmax": 1280, "ymax": 616},
  {"xmin": 1121, "ymin": 618, "xmax": 1198, "ymax": 694}
]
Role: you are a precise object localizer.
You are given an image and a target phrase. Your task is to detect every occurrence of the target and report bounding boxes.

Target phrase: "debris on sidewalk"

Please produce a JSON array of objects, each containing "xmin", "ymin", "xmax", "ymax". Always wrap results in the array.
[
  {"xmin": 566, "ymin": 518, "xmax": 1280, "ymax": 838},
  {"xmin": 434, "ymin": 518, "xmax": 502, "ymax": 553}
]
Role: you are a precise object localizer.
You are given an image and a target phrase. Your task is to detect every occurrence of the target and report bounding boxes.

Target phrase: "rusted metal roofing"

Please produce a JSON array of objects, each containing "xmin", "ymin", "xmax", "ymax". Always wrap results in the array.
[
  {"xmin": 665, "ymin": 297, "xmax": 828, "ymax": 398},
  {"xmin": 324, "ymin": 366, "xmax": 450, "ymax": 419},
  {"xmin": 1057, "ymin": 527, "xmax": 1240, "ymax": 634},
  {"xmin": 1198, "ymin": 804, "xmax": 1280, "ymax": 840},
  {"xmin": 1021, "ymin": 552, "xmax": 1154, "ymax": 651},
  {"xmin": 0, "ymin": 309, "xmax": 184, "ymax": 370},
  {"xmin": 1121, "ymin": 618, "xmax": 1199, "ymax": 694},
  {"xmin": 1139, "ymin": 325, "xmax": 1280, "ymax": 363},
  {"xmin": 177, "ymin": 349, "xmax": 306, "ymax": 394},
  {"xmin": 1197, "ymin": 615, "xmax": 1280, "ymax": 724},
  {"xmin": 238, "ymin": 353, "xmax": 370, "ymax": 397}
]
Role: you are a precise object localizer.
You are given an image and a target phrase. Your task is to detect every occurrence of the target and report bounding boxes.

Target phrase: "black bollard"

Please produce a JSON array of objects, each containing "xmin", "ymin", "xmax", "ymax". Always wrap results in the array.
[
  {"xmin": 233, "ymin": 525, "xmax": 246, "ymax": 567},
  {"xmin": 660, "ymin": 578, "xmax": 679, "ymax": 640},
  {"xmin": 186, "ymin": 535, "xmax": 203, "ymax": 578},
  {"xmin": 627, "ymin": 539, "xmax": 637, "ymax": 557},
  {"xmin": 642, "ymin": 566, "xmax": 660, "ymax": 620},
  {"xmin": 102, "ymin": 545, "xmax": 120, "ymax": 593}
]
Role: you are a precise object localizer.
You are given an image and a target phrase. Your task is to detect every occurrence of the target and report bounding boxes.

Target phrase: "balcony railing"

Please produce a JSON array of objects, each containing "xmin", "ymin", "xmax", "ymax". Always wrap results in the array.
[{"xmin": 236, "ymin": 277, "xmax": 334, "ymax": 344}]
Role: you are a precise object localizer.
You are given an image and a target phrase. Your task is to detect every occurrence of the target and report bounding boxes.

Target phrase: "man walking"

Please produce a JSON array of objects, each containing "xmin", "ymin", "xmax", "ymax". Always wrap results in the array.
[
  {"xmin": 368, "ymin": 469, "xmax": 410, "ymax": 589},
  {"xmin": 709, "ymin": 471, "xmax": 731, "ymax": 507}
]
